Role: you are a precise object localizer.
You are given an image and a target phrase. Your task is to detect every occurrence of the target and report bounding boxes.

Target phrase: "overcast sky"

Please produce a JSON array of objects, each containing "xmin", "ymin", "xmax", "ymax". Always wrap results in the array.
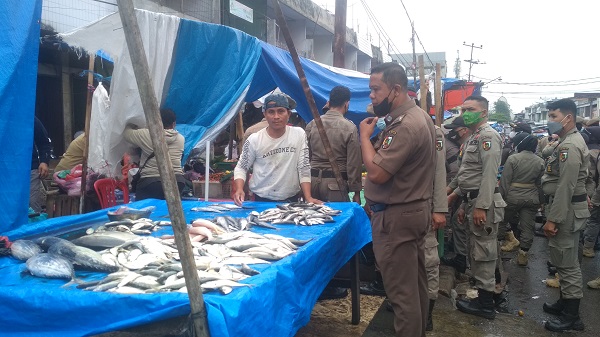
[{"xmin": 313, "ymin": 0, "xmax": 600, "ymax": 113}]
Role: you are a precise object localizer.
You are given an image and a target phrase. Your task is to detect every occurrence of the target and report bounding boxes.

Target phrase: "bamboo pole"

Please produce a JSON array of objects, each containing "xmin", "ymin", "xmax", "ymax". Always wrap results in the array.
[
  {"xmin": 116, "ymin": 2, "xmax": 209, "ymax": 336},
  {"xmin": 418, "ymin": 55, "xmax": 427, "ymax": 112},
  {"xmin": 271, "ymin": 0, "xmax": 348, "ymax": 198},
  {"xmin": 434, "ymin": 63, "xmax": 442, "ymax": 127},
  {"xmin": 79, "ymin": 55, "xmax": 95, "ymax": 214}
]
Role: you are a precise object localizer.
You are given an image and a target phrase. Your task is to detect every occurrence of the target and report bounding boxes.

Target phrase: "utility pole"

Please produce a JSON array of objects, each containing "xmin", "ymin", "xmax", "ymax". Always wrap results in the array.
[
  {"xmin": 411, "ymin": 22, "xmax": 417, "ymax": 87},
  {"xmin": 463, "ymin": 42, "xmax": 484, "ymax": 81},
  {"xmin": 333, "ymin": 0, "xmax": 347, "ymax": 68},
  {"xmin": 453, "ymin": 50, "xmax": 461, "ymax": 78}
]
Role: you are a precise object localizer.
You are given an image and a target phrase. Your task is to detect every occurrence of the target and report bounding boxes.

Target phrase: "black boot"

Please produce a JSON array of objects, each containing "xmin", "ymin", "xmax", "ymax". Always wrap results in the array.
[
  {"xmin": 360, "ymin": 272, "xmax": 386, "ymax": 296},
  {"xmin": 426, "ymin": 299, "xmax": 435, "ymax": 331},
  {"xmin": 543, "ymin": 292, "xmax": 564, "ymax": 316},
  {"xmin": 441, "ymin": 254, "xmax": 467, "ymax": 274},
  {"xmin": 544, "ymin": 299, "xmax": 585, "ymax": 332},
  {"xmin": 456, "ymin": 289, "xmax": 496, "ymax": 320}
]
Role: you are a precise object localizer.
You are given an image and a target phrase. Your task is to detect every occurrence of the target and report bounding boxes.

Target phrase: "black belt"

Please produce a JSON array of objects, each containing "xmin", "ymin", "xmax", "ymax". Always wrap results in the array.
[
  {"xmin": 544, "ymin": 194, "xmax": 587, "ymax": 204},
  {"xmin": 311, "ymin": 168, "xmax": 348, "ymax": 180},
  {"xmin": 462, "ymin": 187, "xmax": 499, "ymax": 202},
  {"xmin": 369, "ymin": 203, "xmax": 387, "ymax": 212}
]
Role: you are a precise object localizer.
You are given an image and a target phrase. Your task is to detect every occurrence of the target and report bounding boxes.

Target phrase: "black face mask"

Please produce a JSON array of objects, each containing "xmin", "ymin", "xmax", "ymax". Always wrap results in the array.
[
  {"xmin": 447, "ymin": 129, "xmax": 460, "ymax": 142},
  {"xmin": 372, "ymin": 90, "xmax": 396, "ymax": 117}
]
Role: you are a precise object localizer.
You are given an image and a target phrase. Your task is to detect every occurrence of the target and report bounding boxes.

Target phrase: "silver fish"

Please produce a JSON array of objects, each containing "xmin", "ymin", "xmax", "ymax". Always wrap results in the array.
[
  {"xmin": 25, "ymin": 253, "xmax": 74, "ymax": 280},
  {"xmin": 49, "ymin": 241, "xmax": 119, "ymax": 273},
  {"xmin": 11, "ymin": 240, "xmax": 42, "ymax": 261}
]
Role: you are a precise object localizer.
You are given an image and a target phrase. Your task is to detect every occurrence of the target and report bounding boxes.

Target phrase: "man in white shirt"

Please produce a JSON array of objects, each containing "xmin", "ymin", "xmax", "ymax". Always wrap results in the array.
[{"xmin": 233, "ymin": 93, "xmax": 322, "ymax": 205}]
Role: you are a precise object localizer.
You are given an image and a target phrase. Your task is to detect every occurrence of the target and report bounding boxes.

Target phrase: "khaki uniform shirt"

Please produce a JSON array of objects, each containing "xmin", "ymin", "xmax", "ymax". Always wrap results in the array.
[
  {"xmin": 364, "ymin": 100, "xmax": 435, "ymax": 205},
  {"xmin": 590, "ymin": 148, "xmax": 600, "ymax": 205},
  {"xmin": 445, "ymin": 137, "xmax": 461, "ymax": 185},
  {"xmin": 454, "ymin": 124, "xmax": 502, "ymax": 210},
  {"xmin": 433, "ymin": 126, "xmax": 448, "ymax": 213},
  {"xmin": 305, "ymin": 110, "xmax": 363, "ymax": 192},
  {"xmin": 55, "ymin": 133, "xmax": 86, "ymax": 172},
  {"xmin": 499, "ymin": 151, "xmax": 545, "ymax": 204},
  {"xmin": 585, "ymin": 148, "xmax": 600, "ymax": 198},
  {"xmin": 242, "ymin": 119, "xmax": 269, "ymax": 145},
  {"xmin": 542, "ymin": 128, "xmax": 589, "ymax": 224}
]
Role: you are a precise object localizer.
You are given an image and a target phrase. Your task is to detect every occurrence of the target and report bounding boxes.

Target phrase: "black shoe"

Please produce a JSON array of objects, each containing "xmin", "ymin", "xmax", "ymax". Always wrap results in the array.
[
  {"xmin": 547, "ymin": 261, "xmax": 558, "ymax": 275},
  {"xmin": 543, "ymin": 298, "xmax": 564, "ymax": 316},
  {"xmin": 456, "ymin": 289, "xmax": 496, "ymax": 320},
  {"xmin": 494, "ymin": 291, "xmax": 509, "ymax": 313},
  {"xmin": 360, "ymin": 280, "xmax": 386, "ymax": 296},
  {"xmin": 441, "ymin": 254, "xmax": 467, "ymax": 274},
  {"xmin": 426, "ymin": 299, "xmax": 435, "ymax": 331},
  {"xmin": 318, "ymin": 287, "xmax": 348, "ymax": 301},
  {"xmin": 544, "ymin": 299, "xmax": 584, "ymax": 332}
]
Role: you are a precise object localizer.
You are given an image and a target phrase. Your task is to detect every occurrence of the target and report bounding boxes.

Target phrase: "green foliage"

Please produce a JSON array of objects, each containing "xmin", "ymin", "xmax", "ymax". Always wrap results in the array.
[{"xmin": 489, "ymin": 99, "xmax": 512, "ymax": 123}]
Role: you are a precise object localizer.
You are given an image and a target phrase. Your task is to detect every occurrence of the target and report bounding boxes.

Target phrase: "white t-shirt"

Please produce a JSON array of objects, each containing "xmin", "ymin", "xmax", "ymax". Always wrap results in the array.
[{"xmin": 234, "ymin": 126, "xmax": 311, "ymax": 200}]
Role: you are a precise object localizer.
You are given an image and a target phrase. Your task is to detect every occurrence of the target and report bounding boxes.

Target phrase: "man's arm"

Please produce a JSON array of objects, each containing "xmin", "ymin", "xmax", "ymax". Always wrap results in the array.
[
  {"xmin": 475, "ymin": 134, "xmax": 502, "ymax": 210},
  {"xmin": 432, "ymin": 128, "xmax": 448, "ymax": 229},
  {"xmin": 347, "ymin": 126, "xmax": 363, "ymax": 193},
  {"xmin": 499, "ymin": 156, "xmax": 514, "ymax": 200},
  {"xmin": 547, "ymin": 145, "xmax": 581, "ymax": 224},
  {"xmin": 232, "ymin": 138, "xmax": 256, "ymax": 206},
  {"xmin": 359, "ymin": 117, "xmax": 391, "ymax": 184}
]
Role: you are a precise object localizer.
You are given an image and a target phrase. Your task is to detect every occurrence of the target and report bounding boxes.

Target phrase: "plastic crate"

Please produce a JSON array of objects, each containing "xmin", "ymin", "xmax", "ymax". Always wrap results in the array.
[
  {"xmin": 221, "ymin": 180, "xmax": 233, "ymax": 199},
  {"xmin": 192, "ymin": 181, "xmax": 222, "ymax": 198}
]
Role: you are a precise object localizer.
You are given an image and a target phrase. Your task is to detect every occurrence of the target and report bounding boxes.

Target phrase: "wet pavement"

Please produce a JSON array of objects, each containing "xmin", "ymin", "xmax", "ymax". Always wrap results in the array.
[{"xmin": 362, "ymin": 225, "xmax": 600, "ymax": 337}]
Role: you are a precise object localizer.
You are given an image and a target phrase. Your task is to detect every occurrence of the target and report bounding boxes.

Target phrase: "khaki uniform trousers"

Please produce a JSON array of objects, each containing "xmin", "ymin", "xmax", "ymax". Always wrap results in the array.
[
  {"xmin": 465, "ymin": 193, "xmax": 505, "ymax": 292},
  {"xmin": 371, "ymin": 200, "xmax": 430, "ymax": 337},
  {"xmin": 424, "ymin": 227, "xmax": 440, "ymax": 300},
  {"xmin": 504, "ymin": 199, "xmax": 539, "ymax": 250},
  {"xmin": 310, "ymin": 176, "xmax": 349, "ymax": 202},
  {"xmin": 450, "ymin": 210, "xmax": 469, "ymax": 256},
  {"xmin": 547, "ymin": 199, "xmax": 588, "ymax": 299}
]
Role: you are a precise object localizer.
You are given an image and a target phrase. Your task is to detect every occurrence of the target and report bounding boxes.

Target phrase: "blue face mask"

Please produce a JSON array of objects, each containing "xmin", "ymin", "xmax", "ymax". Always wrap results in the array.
[{"xmin": 376, "ymin": 118, "xmax": 387, "ymax": 130}]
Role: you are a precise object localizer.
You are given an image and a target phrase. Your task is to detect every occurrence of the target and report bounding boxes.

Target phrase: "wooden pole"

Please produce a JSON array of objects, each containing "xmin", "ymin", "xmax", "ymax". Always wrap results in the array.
[
  {"xmin": 272, "ymin": 0, "xmax": 348, "ymax": 198},
  {"xmin": 434, "ymin": 63, "xmax": 442, "ymax": 127},
  {"xmin": 333, "ymin": 0, "xmax": 347, "ymax": 68},
  {"xmin": 79, "ymin": 55, "xmax": 95, "ymax": 214},
  {"xmin": 418, "ymin": 55, "xmax": 427, "ymax": 112},
  {"xmin": 116, "ymin": 2, "xmax": 210, "ymax": 336}
]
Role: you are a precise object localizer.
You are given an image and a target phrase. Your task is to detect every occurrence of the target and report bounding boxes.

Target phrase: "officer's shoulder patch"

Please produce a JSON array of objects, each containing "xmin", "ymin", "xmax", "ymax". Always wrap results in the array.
[
  {"xmin": 381, "ymin": 135, "xmax": 394, "ymax": 149},
  {"xmin": 482, "ymin": 140, "xmax": 492, "ymax": 151},
  {"xmin": 436, "ymin": 139, "xmax": 443, "ymax": 151},
  {"xmin": 387, "ymin": 130, "xmax": 397, "ymax": 136},
  {"xmin": 559, "ymin": 149, "xmax": 569, "ymax": 162}
]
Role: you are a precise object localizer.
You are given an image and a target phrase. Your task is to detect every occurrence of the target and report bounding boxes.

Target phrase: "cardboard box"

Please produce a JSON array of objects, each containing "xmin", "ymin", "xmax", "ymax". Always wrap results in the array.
[{"xmin": 193, "ymin": 181, "xmax": 222, "ymax": 198}]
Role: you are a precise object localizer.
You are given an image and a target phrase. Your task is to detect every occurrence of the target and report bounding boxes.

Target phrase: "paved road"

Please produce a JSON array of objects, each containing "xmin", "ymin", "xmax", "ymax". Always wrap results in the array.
[{"xmin": 363, "ymin": 226, "xmax": 600, "ymax": 336}]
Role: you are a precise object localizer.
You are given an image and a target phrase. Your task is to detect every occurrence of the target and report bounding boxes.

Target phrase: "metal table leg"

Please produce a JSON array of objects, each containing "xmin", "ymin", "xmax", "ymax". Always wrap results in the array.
[{"xmin": 350, "ymin": 252, "xmax": 360, "ymax": 325}]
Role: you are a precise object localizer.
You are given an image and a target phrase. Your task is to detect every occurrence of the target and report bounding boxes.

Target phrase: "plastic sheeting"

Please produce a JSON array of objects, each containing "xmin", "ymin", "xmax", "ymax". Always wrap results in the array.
[
  {"xmin": 0, "ymin": 200, "xmax": 371, "ymax": 337},
  {"xmin": 0, "ymin": 0, "xmax": 43, "ymax": 232}
]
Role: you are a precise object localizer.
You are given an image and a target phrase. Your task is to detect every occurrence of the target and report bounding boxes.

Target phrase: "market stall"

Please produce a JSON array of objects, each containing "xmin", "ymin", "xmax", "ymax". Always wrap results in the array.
[{"xmin": 0, "ymin": 199, "xmax": 370, "ymax": 337}]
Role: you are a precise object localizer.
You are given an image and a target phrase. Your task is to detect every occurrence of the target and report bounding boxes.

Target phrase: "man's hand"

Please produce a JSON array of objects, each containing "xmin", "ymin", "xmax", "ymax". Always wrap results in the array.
[
  {"xmin": 38, "ymin": 163, "xmax": 49, "ymax": 179},
  {"xmin": 447, "ymin": 193, "xmax": 459, "ymax": 206},
  {"xmin": 446, "ymin": 186, "xmax": 454, "ymax": 196},
  {"xmin": 233, "ymin": 189, "xmax": 245, "ymax": 207},
  {"xmin": 457, "ymin": 207, "xmax": 466, "ymax": 224},
  {"xmin": 588, "ymin": 196, "xmax": 593, "ymax": 209},
  {"xmin": 306, "ymin": 197, "xmax": 323, "ymax": 205},
  {"xmin": 432, "ymin": 212, "xmax": 446, "ymax": 229},
  {"xmin": 352, "ymin": 193, "xmax": 362, "ymax": 204},
  {"xmin": 543, "ymin": 221, "xmax": 558, "ymax": 237},
  {"xmin": 473, "ymin": 208, "xmax": 487, "ymax": 227},
  {"xmin": 359, "ymin": 117, "xmax": 378, "ymax": 141}
]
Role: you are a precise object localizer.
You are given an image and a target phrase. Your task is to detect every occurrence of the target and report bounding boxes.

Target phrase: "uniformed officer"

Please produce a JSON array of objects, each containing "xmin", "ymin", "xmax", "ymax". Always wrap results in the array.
[
  {"xmin": 582, "ymin": 126, "xmax": 600, "ymax": 258},
  {"xmin": 306, "ymin": 85, "xmax": 362, "ymax": 203},
  {"xmin": 360, "ymin": 62, "xmax": 436, "ymax": 337},
  {"xmin": 447, "ymin": 95, "xmax": 506, "ymax": 320},
  {"xmin": 423, "ymin": 125, "xmax": 448, "ymax": 331},
  {"xmin": 498, "ymin": 132, "xmax": 545, "ymax": 265},
  {"xmin": 441, "ymin": 116, "xmax": 471, "ymax": 273},
  {"xmin": 541, "ymin": 99, "xmax": 588, "ymax": 332}
]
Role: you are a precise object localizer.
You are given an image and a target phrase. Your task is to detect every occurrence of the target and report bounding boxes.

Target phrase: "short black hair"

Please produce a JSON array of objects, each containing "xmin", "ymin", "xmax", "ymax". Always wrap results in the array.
[
  {"xmin": 370, "ymin": 62, "xmax": 408, "ymax": 91},
  {"xmin": 161, "ymin": 108, "xmax": 177, "ymax": 128},
  {"xmin": 464, "ymin": 95, "xmax": 489, "ymax": 110},
  {"xmin": 547, "ymin": 98, "xmax": 577, "ymax": 117},
  {"xmin": 329, "ymin": 86, "xmax": 351, "ymax": 108}
]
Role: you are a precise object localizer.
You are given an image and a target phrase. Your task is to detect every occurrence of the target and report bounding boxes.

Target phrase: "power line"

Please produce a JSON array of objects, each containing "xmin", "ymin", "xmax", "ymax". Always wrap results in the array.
[
  {"xmin": 398, "ymin": 0, "xmax": 433, "ymax": 66},
  {"xmin": 472, "ymin": 75, "xmax": 600, "ymax": 85}
]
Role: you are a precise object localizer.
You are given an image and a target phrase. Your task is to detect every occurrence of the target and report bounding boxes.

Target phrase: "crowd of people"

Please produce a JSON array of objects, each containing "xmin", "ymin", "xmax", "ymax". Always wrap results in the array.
[{"xmin": 32, "ymin": 60, "xmax": 599, "ymax": 335}]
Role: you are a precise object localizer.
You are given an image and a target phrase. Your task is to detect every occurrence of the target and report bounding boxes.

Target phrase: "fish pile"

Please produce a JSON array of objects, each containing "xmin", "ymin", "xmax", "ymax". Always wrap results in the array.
[
  {"xmin": 257, "ymin": 202, "xmax": 341, "ymax": 226},
  {"xmin": 88, "ymin": 218, "xmax": 172, "ymax": 236},
  {"xmin": 14, "ymin": 229, "xmax": 310, "ymax": 295},
  {"xmin": 76, "ymin": 231, "xmax": 309, "ymax": 294},
  {"xmin": 190, "ymin": 203, "xmax": 244, "ymax": 213}
]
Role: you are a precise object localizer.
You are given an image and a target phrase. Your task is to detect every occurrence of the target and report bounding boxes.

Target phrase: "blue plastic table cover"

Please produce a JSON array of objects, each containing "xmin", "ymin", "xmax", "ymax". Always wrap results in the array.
[{"xmin": 0, "ymin": 199, "xmax": 371, "ymax": 337}]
